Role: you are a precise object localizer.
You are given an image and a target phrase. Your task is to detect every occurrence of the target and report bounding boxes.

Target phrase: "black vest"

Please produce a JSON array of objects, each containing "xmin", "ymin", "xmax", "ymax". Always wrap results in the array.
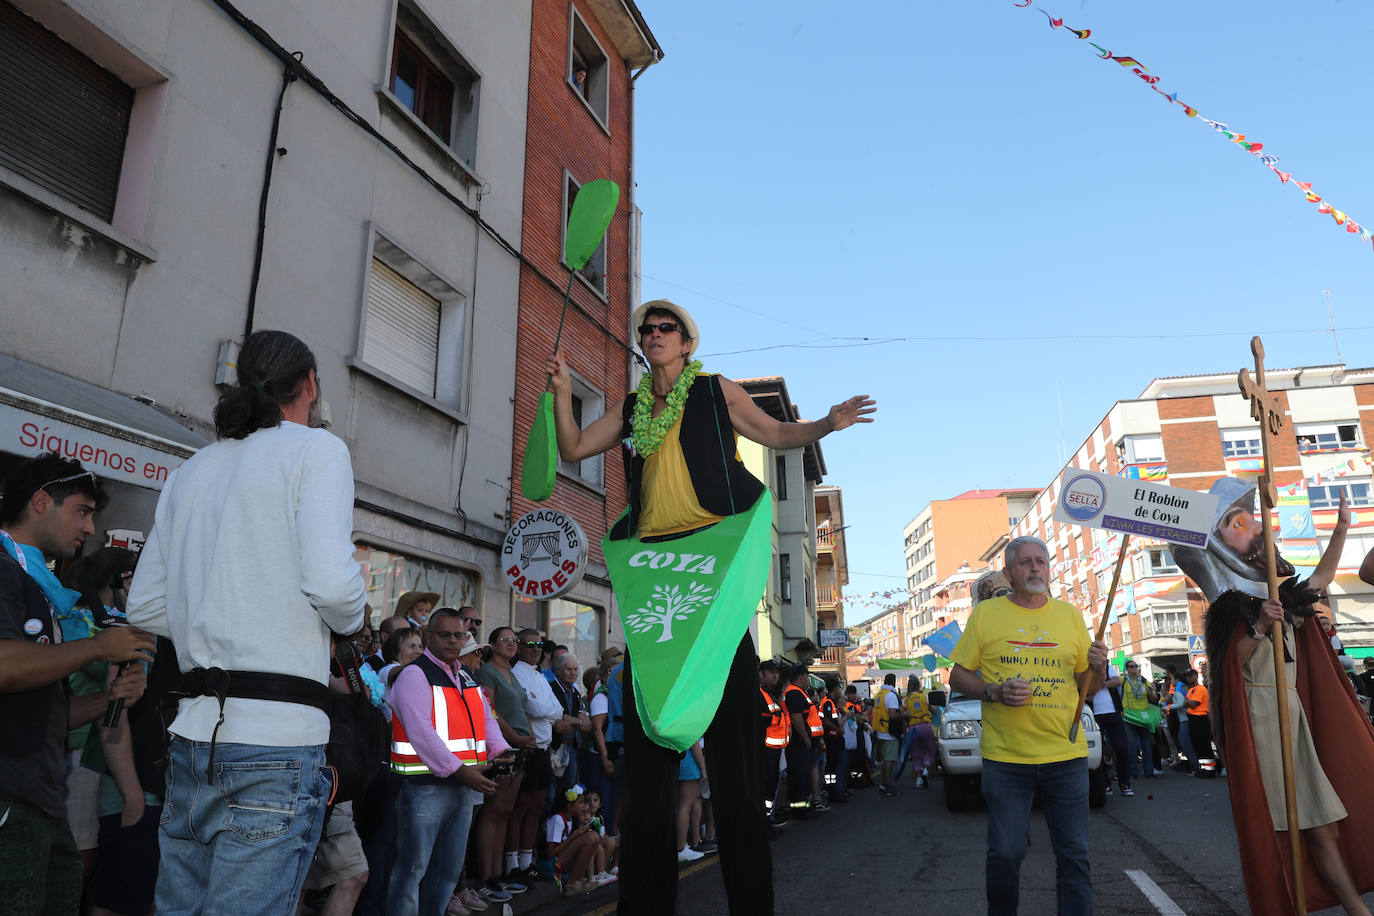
[{"xmin": 612, "ymin": 373, "xmax": 765, "ymax": 540}]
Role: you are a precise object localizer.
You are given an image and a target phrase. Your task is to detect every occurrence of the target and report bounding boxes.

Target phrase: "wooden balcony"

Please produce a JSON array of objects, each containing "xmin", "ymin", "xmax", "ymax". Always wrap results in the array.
[
  {"xmin": 817, "ymin": 584, "xmax": 838, "ymax": 606},
  {"xmin": 816, "ymin": 646, "xmax": 845, "ymax": 667},
  {"xmin": 817, "ymin": 527, "xmax": 835, "ymax": 549}
]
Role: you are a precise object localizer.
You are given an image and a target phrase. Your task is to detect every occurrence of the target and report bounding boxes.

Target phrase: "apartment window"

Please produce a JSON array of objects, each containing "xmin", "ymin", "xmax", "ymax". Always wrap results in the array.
[
  {"xmin": 388, "ymin": 5, "xmax": 480, "ymax": 170},
  {"xmin": 359, "ymin": 235, "xmax": 468, "ymax": 411},
  {"xmin": 567, "ymin": 7, "xmax": 610, "ymax": 127},
  {"xmin": 1142, "ymin": 609, "xmax": 1189, "ymax": 637},
  {"xmin": 557, "ymin": 371, "xmax": 605, "ymax": 487},
  {"xmin": 1133, "ymin": 547, "xmax": 1179, "ymax": 579},
  {"xmin": 780, "ymin": 554, "xmax": 792, "ymax": 603},
  {"xmin": 563, "ymin": 173, "xmax": 608, "ymax": 296},
  {"xmin": 774, "ymin": 455, "xmax": 788, "ymax": 500},
  {"xmin": 1296, "ymin": 422, "xmax": 1362, "ymax": 453},
  {"xmin": 1309, "ymin": 479, "xmax": 1373, "ymax": 509},
  {"xmin": 1221, "ymin": 427, "xmax": 1263, "ymax": 458},
  {"xmin": 1121, "ymin": 434, "xmax": 1164, "ymax": 464},
  {"xmin": 0, "ymin": 3, "xmax": 132, "ymax": 223}
]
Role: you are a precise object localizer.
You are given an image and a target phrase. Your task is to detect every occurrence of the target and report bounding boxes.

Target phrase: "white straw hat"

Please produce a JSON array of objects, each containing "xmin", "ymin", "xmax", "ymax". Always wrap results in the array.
[{"xmin": 633, "ymin": 299, "xmax": 699, "ymax": 358}]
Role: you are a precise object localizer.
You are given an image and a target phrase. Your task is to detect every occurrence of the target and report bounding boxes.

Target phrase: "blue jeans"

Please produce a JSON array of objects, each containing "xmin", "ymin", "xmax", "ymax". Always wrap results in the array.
[
  {"xmin": 156, "ymin": 738, "xmax": 330, "ymax": 915},
  {"xmin": 982, "ymin": 757, "xmax": 1092, "ymax": 916},
  {"xmin": 386, "ymin": 781, "xmax": 481, "ymax": 916},
  {"xmin": 1124, "ymin": 722, "xmax": 1155, "ymax": 778}
]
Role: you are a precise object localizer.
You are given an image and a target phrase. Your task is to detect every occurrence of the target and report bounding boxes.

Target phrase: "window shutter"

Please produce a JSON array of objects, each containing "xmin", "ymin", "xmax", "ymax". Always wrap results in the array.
[
  {"xmin": 0, "ymin": 4, "xmax": 132, "ymax": 222},
  {"xmin": 364, "ymin": 259, "xmax": 440, "ymax": 396}
]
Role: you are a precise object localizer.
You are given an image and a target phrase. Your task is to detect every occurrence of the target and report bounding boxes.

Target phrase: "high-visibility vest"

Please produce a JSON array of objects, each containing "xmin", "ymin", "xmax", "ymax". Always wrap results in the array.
[
  {"xmin": 873, "ymin": 687, "xmax": 898, "ymax": 733},
  {"xmin": 391, "ymin": 654, "xmax": 488, "ymax": 777},
  {"xmin": 845, "ymin": 700, "xmax": 863, "ymax": 717},
  {"xmin": 904, "ymin": 691, "xmax": 931, "ymax": 724},
  {"xmin": 761, "ymin": 687, "xmax": 789, "ymax": 748},
  {"xmin": 819, "ymin": 696, "xmax": 843, "ymax": 735},
  {"xmin": 784, "ymin": 683, "xmax": 823, "ymax": 737},
  {"xmin": 1186, "ymin": 684, "xmax": 1210, "ymax": 717}
]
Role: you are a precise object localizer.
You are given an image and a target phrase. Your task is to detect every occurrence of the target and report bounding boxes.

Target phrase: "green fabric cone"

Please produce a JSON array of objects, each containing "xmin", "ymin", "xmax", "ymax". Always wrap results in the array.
[
  {"xmin": 603, "ymin": 490, "xmax": 773, "ymax": 752},
  {"xmin": 521, "ymin": 391, "xmax": 557, "ymax": 501}
]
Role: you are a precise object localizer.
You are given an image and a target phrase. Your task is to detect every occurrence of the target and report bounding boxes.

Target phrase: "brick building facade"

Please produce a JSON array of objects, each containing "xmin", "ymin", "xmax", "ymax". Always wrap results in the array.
[{"xmin": 507, "ymin": 0, "xmax": 660, "ymax": 658}]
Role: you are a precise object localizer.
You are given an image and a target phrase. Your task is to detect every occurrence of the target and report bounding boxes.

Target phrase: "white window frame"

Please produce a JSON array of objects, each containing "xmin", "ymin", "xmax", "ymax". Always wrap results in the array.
[
  {"xmin": 1296, "ymin": 421, "xmax": 1363, "ymax": 453},
  {"xmin": 1133, "ymin": 547, "xmax": 1179, "ymax": 579},
  {"xmin": 567, "ymin": 5, "xmax": 611, "ymax": 133},
  {"xmin": 1309, "ymin": 478, "xmax": 1373, "ymax": 509},
  {"xmin": 556, "ymin": 368, "xmax": 605, "ymax": 489},
  {"xmin": 353, "ymin": 231, "xmax": 470, "ymax": 419},
  {"xmin": 1221, "ymin": 427, "xmax": 1263, "ymax": 458},
  {"xmin": 562, "ymin": 171, "xmax": 609, "ymax": 299},
  {"xmin": 1123, "ymin": 434, "xmax": 1164, "ymax": 464}
]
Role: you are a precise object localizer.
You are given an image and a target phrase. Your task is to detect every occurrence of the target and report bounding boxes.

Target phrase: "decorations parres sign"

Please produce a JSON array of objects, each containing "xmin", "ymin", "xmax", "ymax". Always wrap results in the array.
[{"xmin": 502, "ymin": 508, "xmax": 588, "ymax": 599}]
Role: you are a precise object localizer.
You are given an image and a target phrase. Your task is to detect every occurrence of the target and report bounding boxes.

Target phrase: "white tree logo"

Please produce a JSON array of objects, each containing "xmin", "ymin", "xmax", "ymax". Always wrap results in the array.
[{"xmin": 624, "ymin": 582, "xmax": 716, "ymax": 643}]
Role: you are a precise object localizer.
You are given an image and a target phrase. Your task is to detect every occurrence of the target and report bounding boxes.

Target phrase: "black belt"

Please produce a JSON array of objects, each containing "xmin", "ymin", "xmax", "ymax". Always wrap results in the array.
[{"xmin": 170, "ymin": 667, "xmax": 332, "ymax": 783}]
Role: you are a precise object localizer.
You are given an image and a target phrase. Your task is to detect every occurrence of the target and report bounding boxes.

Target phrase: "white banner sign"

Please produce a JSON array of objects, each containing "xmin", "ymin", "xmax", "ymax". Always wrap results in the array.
[
  {"xmin": 0, "ymin": 402, "xmax": 190, "ymax": 490},
  {"xmin": 1052, "ymin": 469, "xmax": 1220, "ymax": 547}
]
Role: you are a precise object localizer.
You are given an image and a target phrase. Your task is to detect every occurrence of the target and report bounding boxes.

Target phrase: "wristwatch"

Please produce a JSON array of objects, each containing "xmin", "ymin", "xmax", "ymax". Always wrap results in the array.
[{"xmin": 983, "ymin": 683, "xmax": 997, "ymax": 704}]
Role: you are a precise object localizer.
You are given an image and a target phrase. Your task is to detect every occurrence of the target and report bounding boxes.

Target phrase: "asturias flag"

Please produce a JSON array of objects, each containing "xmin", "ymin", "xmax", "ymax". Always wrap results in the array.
[{"xmin": 923, "ymin": 620, "xmax": 963, "ymax": 659}]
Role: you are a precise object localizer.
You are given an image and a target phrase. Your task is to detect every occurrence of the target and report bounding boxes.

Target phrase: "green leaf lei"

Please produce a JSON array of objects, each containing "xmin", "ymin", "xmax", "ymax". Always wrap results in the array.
[{"xmin": 631, "ymin": 360, "xmax": 703, "ymax": 458}]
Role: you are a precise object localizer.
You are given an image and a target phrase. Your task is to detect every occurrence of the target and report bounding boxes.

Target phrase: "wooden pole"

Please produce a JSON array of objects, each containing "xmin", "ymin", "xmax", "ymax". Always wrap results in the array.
[
  {"xmin": 1240, "ymin": 335, "xmax": 1304, "ymax": 914},
  {"xmin": 1069, "ymin": 534, "xmax": 1130, "ymax": 743}
]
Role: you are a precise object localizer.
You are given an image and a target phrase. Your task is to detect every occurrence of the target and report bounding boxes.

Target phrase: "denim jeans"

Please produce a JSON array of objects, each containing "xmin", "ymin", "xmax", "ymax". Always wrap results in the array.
[
  {"xmin": 982, "ymin": 757, "xmax": 1091, "ymax": 916},
  {"xmin": 386, "ymin": 781, "xmax": 481, "ymax": 916},
  {"xmin": 1124, "ymin": 722, "xmax": 1155, "ymax": 778},
  {"xmin": 156, "ymin": 738, "xmax": 330, "ymax": 916}
]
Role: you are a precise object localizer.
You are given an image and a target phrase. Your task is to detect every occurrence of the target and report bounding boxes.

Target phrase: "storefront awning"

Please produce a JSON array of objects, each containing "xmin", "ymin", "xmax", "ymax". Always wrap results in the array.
[{"xmin": 0, "ymin": 352, "xmax": 208, "ymax": 490}]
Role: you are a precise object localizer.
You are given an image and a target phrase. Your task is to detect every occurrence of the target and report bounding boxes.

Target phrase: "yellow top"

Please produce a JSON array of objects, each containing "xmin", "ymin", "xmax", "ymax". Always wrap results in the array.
[
  {"xmin": 903, "ymin": 690, "xmax": 931, "ymax": 724},
  {"xmin": 638, "ymin": 413, "xmax": 725, "ymax": 538},
  {"xmin": 949, "ymin": 596, "xmax": 1090, "ymax": 765}
]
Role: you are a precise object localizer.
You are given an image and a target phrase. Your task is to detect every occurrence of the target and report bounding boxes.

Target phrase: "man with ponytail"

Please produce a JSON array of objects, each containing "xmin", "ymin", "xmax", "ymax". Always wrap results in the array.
[{"xmin": 127, "ymin": 329, "xmax": 367, "ymax": 914}]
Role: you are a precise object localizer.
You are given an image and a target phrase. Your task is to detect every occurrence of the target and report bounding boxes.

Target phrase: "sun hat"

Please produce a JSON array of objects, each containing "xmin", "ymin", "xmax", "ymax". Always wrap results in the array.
[
  {"xmin": 395, "ymin": 590, "xmax": 441, "ymax": 620},
  {"xmin": 633, "ymin": 299, "xmax": 699, "ymax": 357}
]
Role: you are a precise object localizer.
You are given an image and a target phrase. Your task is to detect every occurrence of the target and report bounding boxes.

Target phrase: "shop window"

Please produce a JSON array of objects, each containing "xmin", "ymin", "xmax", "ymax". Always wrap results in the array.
[
  {"xmin": 354, "ymin": 544, "xmax": 478, "ymax": 629},
  {"xmin": 545, "ymin": 597, "xmax": 605, "ymax": 673},
  {"xmin": 557, "ymin": 371, "xmax": 605, "ymax": 487},
  {"xmin": 567, "ymin": 7, "xmax": 609, "ymax": 127},
  {"xmin": 388, "ymin": 4, "xmax": 480, "ymax": 170},
  {"xmin": 563, "ymin": 172, "xmax": 608, "ymax": 297},
  {"xmin": 358, "ymin": 234, "xmax": 468, "ymax": 412}
]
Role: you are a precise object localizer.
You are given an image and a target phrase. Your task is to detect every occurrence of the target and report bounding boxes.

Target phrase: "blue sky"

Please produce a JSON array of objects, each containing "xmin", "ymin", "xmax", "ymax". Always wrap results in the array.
[{"xmin": 631, "ymin": 1, "xmax": 1374, "ymax": 614}]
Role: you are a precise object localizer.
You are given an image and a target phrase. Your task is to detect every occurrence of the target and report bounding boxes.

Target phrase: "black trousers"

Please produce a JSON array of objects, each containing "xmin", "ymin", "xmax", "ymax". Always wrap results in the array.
[
  {"xmin": 1095, "ymin": 711, "xmax": 1131, "ymax": 788},
  {"xmin": 619, "ymin": 634, "xmax": 773, "ymax": 916},
  {"xmin": 784, "ymin": 738, "xmax": 810, "ymax": 803},
  {"xmin": 760, "ymin": 746, "xmax": 782, "ymax": 812},
  {"xmin": 1188, "ymin": 713, "xmax": 1216, "ymax": 760}
]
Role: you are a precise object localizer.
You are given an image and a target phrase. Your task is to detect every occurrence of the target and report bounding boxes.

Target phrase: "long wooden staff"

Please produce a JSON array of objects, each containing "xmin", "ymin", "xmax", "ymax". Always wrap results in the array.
[
  {"xmin": 1069, "ymin": 535, "xmax": 1129, "ymax": 743},
  {"xmin": 1241, "ymin": 336, "xmax": 1304, "ymax": 913}
]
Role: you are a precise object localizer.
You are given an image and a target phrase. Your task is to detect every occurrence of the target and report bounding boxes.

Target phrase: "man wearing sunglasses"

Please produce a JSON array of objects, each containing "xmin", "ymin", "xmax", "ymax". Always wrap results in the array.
[
  {"xmin": 546, "ymin": 299, "xmax": 876, "ymax": 915},
  {"xmin": 0, "ymin": 452, "xmax": 155, "ymax": 913}
]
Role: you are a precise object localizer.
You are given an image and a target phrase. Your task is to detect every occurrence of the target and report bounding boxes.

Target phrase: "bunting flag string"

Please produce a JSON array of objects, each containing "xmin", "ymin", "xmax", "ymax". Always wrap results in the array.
[{"xmin": 1018, "ymin": 5, "xmax": 1372, "ymax": 252}]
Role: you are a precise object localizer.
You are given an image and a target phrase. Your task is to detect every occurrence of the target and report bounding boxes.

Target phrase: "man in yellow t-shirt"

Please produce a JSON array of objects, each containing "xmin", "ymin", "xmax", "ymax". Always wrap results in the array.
[{"xmin": 949, "ymin": 536, "xmax": 1106, "ymax": 916}]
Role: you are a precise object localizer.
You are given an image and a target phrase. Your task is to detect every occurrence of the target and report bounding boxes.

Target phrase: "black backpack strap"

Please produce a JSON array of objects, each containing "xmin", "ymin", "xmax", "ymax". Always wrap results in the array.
[{"xmin": 173, "ymin": 668, "xmax": 333, "ymax": 783}]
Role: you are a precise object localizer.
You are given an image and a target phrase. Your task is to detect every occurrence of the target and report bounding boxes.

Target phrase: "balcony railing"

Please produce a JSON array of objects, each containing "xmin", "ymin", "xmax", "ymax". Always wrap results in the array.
[
  {"xmin": 817, "ymin": 584, "xmax": 837, "ymax": 606},
  {"xmin": 817, "ymin": 528, "xmax": 835, "ymax": 549},
  {"xmin": 817, "ymin": 646, "xmax": 844, "ymax": 666}
]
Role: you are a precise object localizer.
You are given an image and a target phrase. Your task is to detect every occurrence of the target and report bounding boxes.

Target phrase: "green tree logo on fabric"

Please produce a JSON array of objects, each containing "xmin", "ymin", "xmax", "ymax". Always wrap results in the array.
[{"xmin": 624, "ymin": 582, "xmax": 716, "ymax": 643}]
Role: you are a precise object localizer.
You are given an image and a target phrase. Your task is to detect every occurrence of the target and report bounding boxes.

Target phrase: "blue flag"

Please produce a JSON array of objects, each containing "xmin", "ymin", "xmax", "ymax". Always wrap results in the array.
[{"xmin": 923, "ymin": 620, "xmax": 962, "ymax": 659}]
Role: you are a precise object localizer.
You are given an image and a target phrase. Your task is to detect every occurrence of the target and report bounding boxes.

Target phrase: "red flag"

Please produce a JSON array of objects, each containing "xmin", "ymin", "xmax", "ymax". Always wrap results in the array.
[
  {"xmin": 1318, "ymin": 202, "xmax": 1333, "ymax": 214},
  {"xmin": 1347, "ymin": 222, "xmax": 1362, "ymax": 234},
  {"xmin": 1296, "ymin": 181, "xmax": 1313, "ymax": 192}
]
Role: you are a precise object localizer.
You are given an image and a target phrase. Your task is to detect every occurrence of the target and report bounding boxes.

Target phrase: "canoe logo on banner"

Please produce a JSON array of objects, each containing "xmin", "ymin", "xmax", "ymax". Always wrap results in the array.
[
  {"xmin": 1060, "ymin": 474, "xmax": 1107, "ymax": 522},
  {"xmin": 502, "ymin": 509, "xmax": 589, "ymax": 599}
]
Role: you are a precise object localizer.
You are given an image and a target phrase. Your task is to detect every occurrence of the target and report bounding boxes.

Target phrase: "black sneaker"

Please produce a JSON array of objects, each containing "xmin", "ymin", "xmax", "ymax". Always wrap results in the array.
[
  {"xmin": 480, "ymin": 879, "xmax": 512, "ymax": 902},
  {"xmin": 521, "ymin": 866, "xmax": 543, "ymax": 883},
  {"xmin": 497, "ymin": 874, "xmax": 528, "ymax": 895}
]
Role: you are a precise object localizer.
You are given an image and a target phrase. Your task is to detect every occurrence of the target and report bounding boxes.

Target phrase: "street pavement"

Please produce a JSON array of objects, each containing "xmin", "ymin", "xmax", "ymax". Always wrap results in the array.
[{"xmin": 528, "ymin": 766, "xmax": 1374, "ymax": 915}]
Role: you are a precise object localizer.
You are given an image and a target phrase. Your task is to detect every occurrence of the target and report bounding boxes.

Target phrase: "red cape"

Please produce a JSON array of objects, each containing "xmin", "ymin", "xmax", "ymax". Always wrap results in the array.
[{"xmin": 1219, "ymin": 620, "xmax": 1374, "ymax": 914}]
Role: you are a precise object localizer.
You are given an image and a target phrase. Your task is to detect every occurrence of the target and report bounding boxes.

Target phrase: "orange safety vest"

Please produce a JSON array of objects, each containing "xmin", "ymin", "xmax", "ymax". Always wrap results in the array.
[
  {"xmin": 819, "ymin": 696, "xmax": 842, "ymax": 735},
  {"xmin": 784, "ymin": 683, "xmax": 823, "ymax": 737},
  {"xmin": 761, "ymin": 687, "xmax": 789, "ymax": 748},
  {"xmin": 391, "ymin": 654, "xmax": 488, "ymax": 777}
]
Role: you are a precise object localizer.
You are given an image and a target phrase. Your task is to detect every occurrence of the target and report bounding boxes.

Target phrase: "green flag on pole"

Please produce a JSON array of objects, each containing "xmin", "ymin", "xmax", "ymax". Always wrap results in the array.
[{"xmin": 603, "ymin": 491, "xmax": 773, "ymax": 752}]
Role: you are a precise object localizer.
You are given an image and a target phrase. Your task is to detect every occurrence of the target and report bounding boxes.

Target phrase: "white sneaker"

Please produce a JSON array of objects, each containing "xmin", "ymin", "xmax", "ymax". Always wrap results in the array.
[
  {"xmin": 678, "ymin": 845, "xmax": 704, "ymax": 862},
  {"xmin": 459, "ymin": 887, "xmax": 489, "ymax": 911},
  {"xmin": 593, "ymin": 871, "xmax": 618, "ymax": 886}
]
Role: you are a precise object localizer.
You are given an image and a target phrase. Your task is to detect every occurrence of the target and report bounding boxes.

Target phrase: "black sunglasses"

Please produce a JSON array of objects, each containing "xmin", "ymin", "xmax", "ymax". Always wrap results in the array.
[
  {"xmin": 520, "ymin": 640, "xmax": 543, "ymax": 649},
  {"xmin": 39, "ymin": 470, "xmax": 97, "ymax": 492},
  {"xmin": 638, "ymin": 322, "xmax": 680, "ymax": 337}
]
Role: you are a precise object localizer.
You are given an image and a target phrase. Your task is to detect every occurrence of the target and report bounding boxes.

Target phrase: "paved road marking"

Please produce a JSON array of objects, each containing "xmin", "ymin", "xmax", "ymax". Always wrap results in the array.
[
  {"xmin": 1126, "ymin": 868, "xmax": 1187, "ymax": 915},
  {"xmin": 583, "ymin": 856, "xmax": 718, "ymax": 916}
]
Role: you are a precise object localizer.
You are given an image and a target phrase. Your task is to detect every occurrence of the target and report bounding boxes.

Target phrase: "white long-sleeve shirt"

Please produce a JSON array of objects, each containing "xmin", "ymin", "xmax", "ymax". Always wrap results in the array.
[
  {"xmin": 513, "ymin": 660, "xmax": 564, "ymax": 749},
  {"xmin": 126, "ymin": 422, "xmax": 366, "ymax": 746}
]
